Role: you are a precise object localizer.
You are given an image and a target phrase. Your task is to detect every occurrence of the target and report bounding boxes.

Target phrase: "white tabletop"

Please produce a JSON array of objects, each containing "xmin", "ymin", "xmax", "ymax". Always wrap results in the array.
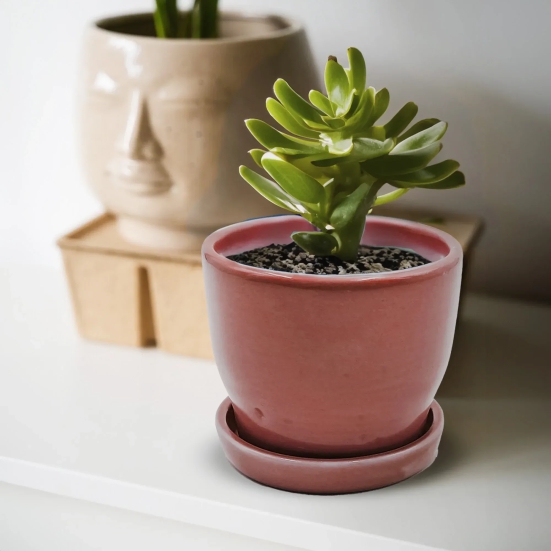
[{"xmin": 0, "ymin": 265, "xmax": 550, "ymax": 551}]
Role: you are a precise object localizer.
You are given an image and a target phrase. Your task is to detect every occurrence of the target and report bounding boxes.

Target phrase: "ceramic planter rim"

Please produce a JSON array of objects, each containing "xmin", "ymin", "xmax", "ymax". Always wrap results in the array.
[
  {"xmin": 202, "ymin": 214, "xmax": 463, "ymax": 288},
  {"xmin": 91, "ymin": 11, "xmax": 303, "ymax": 44}
]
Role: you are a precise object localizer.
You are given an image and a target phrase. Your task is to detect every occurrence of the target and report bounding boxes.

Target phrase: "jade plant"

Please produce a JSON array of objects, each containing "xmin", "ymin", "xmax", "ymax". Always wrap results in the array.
[
  {"xmin": 240, "ymin": 48, "xmax": 464, "ymax": 261},
  {"xmin": 154, "ymin": 0, "xmax": 219, "ymax": 38}
]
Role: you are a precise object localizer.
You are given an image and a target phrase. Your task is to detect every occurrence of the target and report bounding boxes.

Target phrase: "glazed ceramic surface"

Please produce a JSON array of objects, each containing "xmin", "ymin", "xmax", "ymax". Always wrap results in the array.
[
  {"xmin": 216, "ymin": 397, "xmax": 444, "ymax": 494},
  {"xmin": 78, "ymin": 13, "xmax": 318, "ymax": 250},
  {"xmin": 203, "ymin": 215, "xmax": 462, "ymax": 458}
]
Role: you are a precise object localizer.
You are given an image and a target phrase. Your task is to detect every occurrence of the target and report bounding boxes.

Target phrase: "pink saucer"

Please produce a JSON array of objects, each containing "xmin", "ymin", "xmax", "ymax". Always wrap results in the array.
[{"xmin": 215, "ymin": 398, "xmax": 444, "ymax": 495}]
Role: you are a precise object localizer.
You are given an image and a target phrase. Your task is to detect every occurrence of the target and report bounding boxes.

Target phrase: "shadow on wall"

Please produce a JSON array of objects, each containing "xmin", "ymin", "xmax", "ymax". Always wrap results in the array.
[
  {"xmin": 310, "ymin": 0, "xmax": 551, "ymax": 301},
  {"xmin": 403, "ymin": 294, "xmax": 551, "ymax": 487},
  {"xmin": 441, "ymin": 317, "xmax": 551, "ymax": 400},
  {"xmin": 374, "ymin": 77, "xmax": 551, "ymax": 302},
  {"xmin": 438, "ymin": 295, "xmax": 551, "ymax": 399}
]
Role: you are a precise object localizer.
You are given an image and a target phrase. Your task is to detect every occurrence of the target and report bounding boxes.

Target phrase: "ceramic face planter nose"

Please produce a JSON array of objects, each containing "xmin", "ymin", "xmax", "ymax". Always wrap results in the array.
[{"xmin": 78, "ymin": 13, "xmax": 319, "ymax": 250}]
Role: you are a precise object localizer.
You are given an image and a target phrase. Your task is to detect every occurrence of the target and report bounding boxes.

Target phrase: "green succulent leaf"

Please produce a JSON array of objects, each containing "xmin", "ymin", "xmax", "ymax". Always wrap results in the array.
[
  {"xmin": 239, "ymin": 166, "xmax": 303, "ymax": 213},
  {"xmin": 345, "ymin": 87, "xmax": 376, "ymax": 132},
  {"xmin": 397, "ymin": 118, "xmax": 440, "ymax": 143},
  {"xmin": 248, "ymin": 149, "xmax": 266, "ymax": 168},
  {"xmin": 266, "ymin": 98, "xmax": 320, "ymax": 139},
  {"xmin": 363, "ymin": 142, "xmax": 442, "ymax": 176},
  {"xmin": 245, "ymin": 119, "xmax": 323, "ymax": 155},
  {"xmin": 322, "ymin": 117, "xmax": 346, "ymax": 129},
  {"xmin": 273, "ymin": 79, "xmax": 326, "ymax": 127},
  {"xmin": 308, "ymin": 90, "xmax": 335, "ymax": 116},
  {"xmin": 392, "ymin": 121, "xmax": 448, "ymax": 154},
  {"xmin": 330, "ymin": 183, "xmax": 371, "ymax": 229},
  {"xmin": 310, "ymin": 158, "xmax": 346, "ymax": 168},
  {"xmin": 292, "ymin": 231, "xmax": 337, "ymax": 256},
  {"xmin": 413, "ymin": 170, "xmax": 465, "ymax": 189},
  {"xmin": 325, "ymin": 58, "xmax": 351, "ymax": 112},
  {"xmin": 311, "ymin": 156, "xmax": 348, "ymax": 168},
  {"xmin": 311, "ymin": 137, "xmax": 389, "ymax": 168},
  {"xmin": 374, "ymin": 188, "xmax": 409, "ymax": 206},
  {"xmin": 347, "ymin": 47, "xmax": 367, "ymax": 95},
  {"xmin": 341, "ymin": 89, "xmax": 358, "ymax": 117},
  {"xmin": 238, "ymin": 46, "xmax": 464, "ymax": 260},
  {"xmin": 261, "ymin": 153, "xmax": 324, "ymax": 204},
  {"xmin": 358, "ymin": 125, "xmax": 386, "ymax": 141},
  {"xmin": 383, "ymin": 102, "xmax": 419, "ymax": 138},
  {"xmin": 367, "ymin": 88, "xmax": 390, "ymax": 127},
  {"xmin": 353, "ymin": 137, "xmax": 395, "ymax": 161},
  {"xmin": 312, "ymin": 137, "xmax": 394, "ymax": 167},
  {"xmin": 388, "ymin": 159, "xmax": 460, "ymax": 187},
  {"xmin": 326, "ymin": 137, "xmax": 354, "ymax": 155},
  {"xmin": 346, "ymin": 94, "xmax": 361, "ymax": 118}
]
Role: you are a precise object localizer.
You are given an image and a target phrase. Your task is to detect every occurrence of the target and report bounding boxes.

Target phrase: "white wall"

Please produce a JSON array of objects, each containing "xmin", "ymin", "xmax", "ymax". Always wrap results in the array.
[{"xmin": 1, "ymin": 0, "xmax": 550, "ymax": 300}]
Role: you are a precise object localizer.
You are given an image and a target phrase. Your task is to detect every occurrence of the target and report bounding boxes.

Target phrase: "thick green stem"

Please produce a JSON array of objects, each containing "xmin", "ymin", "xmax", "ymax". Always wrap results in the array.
[{"xmin": 330, "ymin": 180, "xmax": 383, "ymax": 261}]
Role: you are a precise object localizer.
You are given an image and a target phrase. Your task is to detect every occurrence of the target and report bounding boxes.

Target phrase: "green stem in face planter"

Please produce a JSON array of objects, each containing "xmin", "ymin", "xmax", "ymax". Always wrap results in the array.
[
  {"xmin": 154, "ymin": 0, "xmax": 219, "ymax": 39},
  {"xmin": 240, "ymin": 48, "xmax": 465, "ymax": 261}
]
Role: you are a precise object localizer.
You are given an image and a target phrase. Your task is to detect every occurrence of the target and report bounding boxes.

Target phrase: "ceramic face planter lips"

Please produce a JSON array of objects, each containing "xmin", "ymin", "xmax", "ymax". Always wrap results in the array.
[
  {"xmin": 78, "ymin": 13, "xmax": 318, "ymax": 250},
  {"xmin": 203, "ymin": 215, "xmax": 463, "ymax": 493}
]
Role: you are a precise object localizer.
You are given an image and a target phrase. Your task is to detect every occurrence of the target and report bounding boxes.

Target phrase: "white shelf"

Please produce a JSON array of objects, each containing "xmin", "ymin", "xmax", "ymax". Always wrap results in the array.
[{"xmin": 1, "ymin": 265, "xmax": 550, "ymax": 551}]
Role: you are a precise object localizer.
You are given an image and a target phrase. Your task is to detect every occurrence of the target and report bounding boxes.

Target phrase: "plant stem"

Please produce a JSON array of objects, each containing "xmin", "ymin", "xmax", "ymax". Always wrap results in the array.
[
  {"xmin": 330, "ymin": 180, "xmax": 384, "ymax": 261},
  {"xmin": 154, "ymin": 0, "xmax": 179, "ymax": 38},
  {"xmin": 198, "ymin": 0, "xmax": 219, "ymax": 38},
  {"xmin": 155, "ymin": 0, "xmax": 219, "ymax": 39}
]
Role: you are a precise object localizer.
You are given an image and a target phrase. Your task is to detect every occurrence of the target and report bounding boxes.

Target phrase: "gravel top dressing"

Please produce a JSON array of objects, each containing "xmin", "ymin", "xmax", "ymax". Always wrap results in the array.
[{"xmin": 228, "ymin": 242, "xmax": 431, "ymax": 275}]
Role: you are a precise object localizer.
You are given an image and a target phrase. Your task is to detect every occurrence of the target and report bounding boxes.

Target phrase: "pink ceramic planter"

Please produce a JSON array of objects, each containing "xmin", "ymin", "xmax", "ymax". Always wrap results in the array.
[{"xmin": 202, "ymin": 215, "xmax": 462, "ymax": 491}]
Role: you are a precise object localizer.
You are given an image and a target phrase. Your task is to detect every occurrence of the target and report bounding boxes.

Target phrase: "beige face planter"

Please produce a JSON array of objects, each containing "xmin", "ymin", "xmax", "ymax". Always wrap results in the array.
[{"xmin": 78, "ymin": 12, "xmax": 319, "ymax": 251}]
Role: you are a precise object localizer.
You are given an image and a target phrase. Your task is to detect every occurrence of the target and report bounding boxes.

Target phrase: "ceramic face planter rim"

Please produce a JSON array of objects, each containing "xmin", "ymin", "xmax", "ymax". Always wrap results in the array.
[
  {"xmin": 202, "ymin": 214, "xmax": 463, "ymax": 288},
  {"xmin": 92, "ymin": 11, "xmax": 303, "ymax": 44}
]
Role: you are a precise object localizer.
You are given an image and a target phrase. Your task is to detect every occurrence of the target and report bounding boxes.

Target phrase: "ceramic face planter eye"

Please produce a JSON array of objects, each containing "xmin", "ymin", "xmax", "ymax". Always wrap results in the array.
[{"xmin": 78, "ymin": 13, "xmax": 318, "ymax": 250}]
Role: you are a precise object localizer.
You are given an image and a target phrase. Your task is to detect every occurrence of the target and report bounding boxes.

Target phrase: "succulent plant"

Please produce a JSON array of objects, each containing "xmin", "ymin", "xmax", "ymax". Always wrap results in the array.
[
  {"xmin": 154, "ymin": 0, "xmax": 219, "ymax": 39},
  {"xmin": 240, "ymin": 48, "xmax": 464, "ymax": 261}
]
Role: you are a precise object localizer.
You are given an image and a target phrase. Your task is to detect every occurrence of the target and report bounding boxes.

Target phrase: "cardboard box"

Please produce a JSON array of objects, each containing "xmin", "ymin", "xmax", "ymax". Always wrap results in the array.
[{"xmin": 58, "ymin": 214, "xmax": 212, "ymax": 359}]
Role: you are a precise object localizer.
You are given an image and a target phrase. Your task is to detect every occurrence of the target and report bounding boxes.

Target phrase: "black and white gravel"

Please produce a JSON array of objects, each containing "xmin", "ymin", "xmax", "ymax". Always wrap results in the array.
[{"xmin": 228, "ymin": 242, "xmax": 430, "ymax": 275}]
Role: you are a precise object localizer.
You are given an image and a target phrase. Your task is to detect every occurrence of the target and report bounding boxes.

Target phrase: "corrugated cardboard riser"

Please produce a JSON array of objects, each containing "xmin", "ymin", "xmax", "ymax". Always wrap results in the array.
[{"xmin": 59, "ymin": 215, "xmax": 211, "ymax": 359}]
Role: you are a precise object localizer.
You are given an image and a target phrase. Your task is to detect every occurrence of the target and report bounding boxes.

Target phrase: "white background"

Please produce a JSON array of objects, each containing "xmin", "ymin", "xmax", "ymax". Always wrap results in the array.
[{"xmin": 1, "ymin": 0, "xmax": 550, "ymax": 300}]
